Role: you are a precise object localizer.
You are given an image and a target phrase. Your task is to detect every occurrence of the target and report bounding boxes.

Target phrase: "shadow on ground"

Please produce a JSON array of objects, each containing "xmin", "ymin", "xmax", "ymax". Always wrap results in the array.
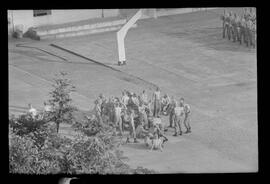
[{"xmin": 163, "ymin": 27, "xmax": 256, "ymax": 53}]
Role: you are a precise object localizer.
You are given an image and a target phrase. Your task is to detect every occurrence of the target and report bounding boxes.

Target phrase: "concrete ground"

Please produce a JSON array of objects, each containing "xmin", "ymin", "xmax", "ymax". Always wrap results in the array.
[{"xmin": 8, "ymin": 8, "xmax": 257, "ymax": 173}]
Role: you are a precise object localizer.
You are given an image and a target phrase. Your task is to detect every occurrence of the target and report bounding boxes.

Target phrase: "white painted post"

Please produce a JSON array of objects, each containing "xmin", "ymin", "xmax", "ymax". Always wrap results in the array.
[{"xmin": 117, "ymin": 9, "xmax": 143, "ymax": 65}]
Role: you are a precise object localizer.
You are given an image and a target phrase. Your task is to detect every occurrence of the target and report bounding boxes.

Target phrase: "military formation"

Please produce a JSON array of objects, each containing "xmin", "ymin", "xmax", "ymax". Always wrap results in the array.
[{"xmin": 221, "ymin": 8, "xmax": 256, "ymax": 48}]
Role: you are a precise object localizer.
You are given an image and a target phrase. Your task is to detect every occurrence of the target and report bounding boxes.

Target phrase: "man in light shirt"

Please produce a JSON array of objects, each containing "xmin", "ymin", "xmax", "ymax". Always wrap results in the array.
[
  {"xmin": 126, "ymin": 109, "xmax": 139, "ymax": 143},
  {"xmin": 44, "ymin": 102, "xmax": 52, "ymax": 112},
  {"xmin": 114, "ymin": 102, "xmax": 123, "ymax": 136},
  {"xmin": 28, "ymin": 103, "xmax": 37, "ymax": 118},
  {"xmin": 121, "ymin": 91, "xmax": 129, "ymax": 108},
  {"xmin": 141, "ymin": 90, "xmax": 152, "ymax": 116},
  {"xmin": 173, "ymin": 99, "xmax": 185, "ymax": 136},
  {"xmin": 183, "ymin": 103, "xmax": 191, "ymax": 134},
  {"xmin": 131, "ymin": 93, "xmax": 139, "ymax": 106},
  {"xmin": 161, "ymin": 94, "xmax": 171, "ymax": 114},
  {"xmin": 94, "ymin": 99, "xmax": 103, "ymax": 125}
]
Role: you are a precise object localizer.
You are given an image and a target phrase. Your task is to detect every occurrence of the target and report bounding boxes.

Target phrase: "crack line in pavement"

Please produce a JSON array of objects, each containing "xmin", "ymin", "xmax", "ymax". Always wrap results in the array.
[{"xmin": 16, "ymin": 43, "xmax": 69, "ymax": 62}]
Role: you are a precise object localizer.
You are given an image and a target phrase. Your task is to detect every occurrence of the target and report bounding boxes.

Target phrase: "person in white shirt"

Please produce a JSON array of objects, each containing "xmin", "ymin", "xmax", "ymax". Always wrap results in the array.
[
  {"xmin": 94, "ymin": 100, "xmax": 104, "ymax": 125},
  {"xmin": 121, "ymin": 91, "xmax": 129, "ymax": 107},
  {"xmin": 28, "ymin": 103, "xmax": 37, "ymax": 118},
  {"xmin": 183, "ymin": 103, "xmax": 191, "ymax": 133},
  {"xmin": 138, "ymin": 103, "xmax": 149, "ymax": 129},
  {"xmin": 173, "ymin": 99, "xmax": 185, "ymax": 136},
  {"xmin": 131, "ymin": 93, "xmax": 139, "ymax": 106},
  {"xmin": 161, "ymin": 94, "xmax": 171, "ymax": 114},
  {"xmin": 44, "ymin": 102, "xmax": 52, "ymax": 112},
  {"xmin": 140, "ymin": 90, "xmax": 152, "ymax": 116},
  {"xmin": 141, "ymin": 90, "xmax": 148, "ymax": 104},
  {"xmin": 126, "ymin": 109, "xmax": 139, "ymax": 143}
]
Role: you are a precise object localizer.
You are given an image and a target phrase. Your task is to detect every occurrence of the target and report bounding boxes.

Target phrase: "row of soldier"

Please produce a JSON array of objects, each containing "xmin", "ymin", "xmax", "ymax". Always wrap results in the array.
[
  {"xmin": 221, "ymin": 8, "xmax": 256, "ymax": 48},
  {"xmin": 93, "ymin": 87, "xmax": 191, "ymax": 147}
]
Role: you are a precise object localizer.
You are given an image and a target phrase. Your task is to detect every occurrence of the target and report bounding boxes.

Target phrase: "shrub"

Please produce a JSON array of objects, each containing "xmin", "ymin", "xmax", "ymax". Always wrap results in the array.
[
  {"xmin": 9, "ymin": 114, "xmax": 50, "ymax": 150},
  {"xmin": 48, "ymin": 72, "xmax": 77, "ymax": 133}
]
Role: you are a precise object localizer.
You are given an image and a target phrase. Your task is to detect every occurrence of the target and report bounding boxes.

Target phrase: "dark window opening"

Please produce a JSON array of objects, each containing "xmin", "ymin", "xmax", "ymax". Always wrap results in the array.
[{"xmin": 33, "ymin": 10, "xmax": 52, "ymax": 17}]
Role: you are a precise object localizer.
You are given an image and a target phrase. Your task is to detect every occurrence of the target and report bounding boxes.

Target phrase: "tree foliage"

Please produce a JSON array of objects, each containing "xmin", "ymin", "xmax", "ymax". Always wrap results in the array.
[{"xmin": 48, "ymin": 72, "xmax": 77, "ymax": 133}]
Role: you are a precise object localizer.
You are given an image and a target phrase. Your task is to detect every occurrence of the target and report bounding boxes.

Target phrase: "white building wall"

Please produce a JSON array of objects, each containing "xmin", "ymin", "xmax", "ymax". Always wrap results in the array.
[
  {"xmin": 8, "ymin": 9, "xmax": 120, "ymax": 33},
  {"xmin": 34, "ymin": 9, "xmax": 99, "ymax": 27},
  {"xmin": 8, "ymin": 10, "xmax": 34, "ymax": 33}
]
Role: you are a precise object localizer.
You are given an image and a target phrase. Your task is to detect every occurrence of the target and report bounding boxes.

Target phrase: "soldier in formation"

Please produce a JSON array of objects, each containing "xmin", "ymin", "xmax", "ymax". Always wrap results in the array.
[{"xmin": 221, "ymin": 8, "xmax": 256, "ymax": 48}]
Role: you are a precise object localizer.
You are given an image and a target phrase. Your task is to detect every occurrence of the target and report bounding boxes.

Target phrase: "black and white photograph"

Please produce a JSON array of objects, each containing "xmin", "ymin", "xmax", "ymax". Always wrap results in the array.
[{"xmin": 8, "ymin": 7, "xmax": 257, "ymax": 176}]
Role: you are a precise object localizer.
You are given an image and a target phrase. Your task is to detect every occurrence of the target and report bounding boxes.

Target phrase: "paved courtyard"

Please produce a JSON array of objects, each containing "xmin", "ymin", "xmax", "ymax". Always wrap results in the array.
[{"xmin": 8, "ymin": 8, "xmax": 257, "ymax": 173}]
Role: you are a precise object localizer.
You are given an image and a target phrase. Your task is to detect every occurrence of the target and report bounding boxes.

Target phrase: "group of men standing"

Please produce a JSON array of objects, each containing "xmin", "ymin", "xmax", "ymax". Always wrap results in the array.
[
  {"xmin": 93, "ymin": 87, "xmax": 192, "ymax": 144},
  {"xmin": 221, "ymin": 8, "xmax": 256, "ymax": 48}
]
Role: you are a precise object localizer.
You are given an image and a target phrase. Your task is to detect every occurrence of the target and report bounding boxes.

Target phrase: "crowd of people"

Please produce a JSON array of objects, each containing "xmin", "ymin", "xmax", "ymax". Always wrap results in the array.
[
  {"xmin": 93, "ymin": 87, "xmax": 192, "ymax": 151},
  {"xmin": 24, "ymin": 87, "xmax": 192, "ymax": 151},
  {"xmin": 221, "ymin": 8, "xmax": 256, "ymax": 48}
]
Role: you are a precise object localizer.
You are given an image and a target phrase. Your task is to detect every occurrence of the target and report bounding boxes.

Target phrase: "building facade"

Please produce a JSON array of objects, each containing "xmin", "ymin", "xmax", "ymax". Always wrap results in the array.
[{"xmin": 8, "ymin": 9, "xmax": 120, "ymax": 34}]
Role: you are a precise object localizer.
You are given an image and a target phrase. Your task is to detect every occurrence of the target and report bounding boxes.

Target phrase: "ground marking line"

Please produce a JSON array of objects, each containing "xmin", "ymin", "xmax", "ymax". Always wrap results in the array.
[
  {"xmin": 50, "ymin": 43, "xmax": 158, "ymax": 90},
  {"xmin": 9, "ymin": 64, "xmax": 92, "ymax": 104}
]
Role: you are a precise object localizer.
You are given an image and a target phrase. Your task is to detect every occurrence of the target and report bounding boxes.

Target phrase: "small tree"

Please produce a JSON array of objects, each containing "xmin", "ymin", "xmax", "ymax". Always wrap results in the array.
[{"xmin": 48, "ymin": 72, "xmax": 77, "ymax": 133}]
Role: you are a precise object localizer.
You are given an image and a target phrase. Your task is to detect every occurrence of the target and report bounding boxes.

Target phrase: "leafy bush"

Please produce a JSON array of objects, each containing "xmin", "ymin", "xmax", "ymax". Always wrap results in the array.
[
  {"xmin": 9, "ymin": 129, "xmax": 61, "ymax": 174},
  {"xmin": 9, "ymin": 114, "xmax": 51, "ymax": 150}
]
